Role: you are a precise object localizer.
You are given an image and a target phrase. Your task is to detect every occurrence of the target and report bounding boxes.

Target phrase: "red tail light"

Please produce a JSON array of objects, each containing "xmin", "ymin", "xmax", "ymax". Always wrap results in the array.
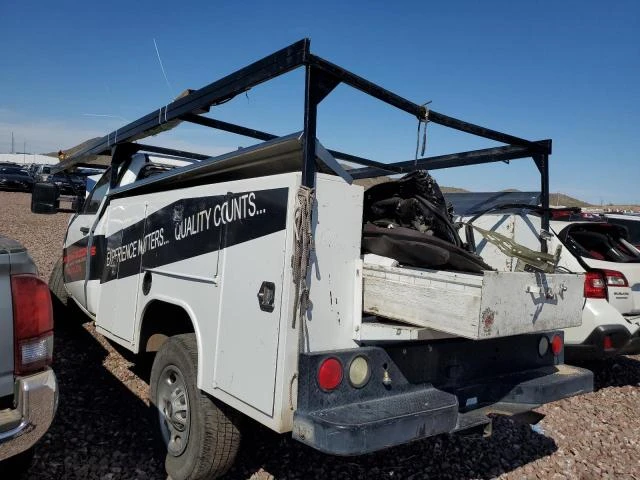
[
  {"xmin": 584, "ymin": 270, "xmax": 628, "ymax": 300},
  {"xmin": 11, "ymin": 274, "xmax": 54, "ymax": 375},
  {"xmin": 584, "ymin": 272, "xmax": 606, "ymax": 299},
  {"xmin": 551, "ymin": 335, "xmax": 563, "ymax": 356},
  {"xmin": 602, "ymin": 270, "xmax": 628, "ymax": 287},
  {"xmin": 317, "ymin": 357, "xmax": 343, "ymax": 391}
]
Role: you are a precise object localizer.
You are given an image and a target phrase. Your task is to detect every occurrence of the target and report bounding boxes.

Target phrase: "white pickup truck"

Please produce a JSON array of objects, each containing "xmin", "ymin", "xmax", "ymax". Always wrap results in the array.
[{"xmin": 31, "ymin": 39, "xmax": 592, "ymax": 480}]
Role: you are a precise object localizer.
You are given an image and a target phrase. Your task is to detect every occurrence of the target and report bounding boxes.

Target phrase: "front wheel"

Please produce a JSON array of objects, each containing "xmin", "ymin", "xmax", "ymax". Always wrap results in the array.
[{"xmin": 150, "ymin": 334, "xmax": 241, "ymax": 480}]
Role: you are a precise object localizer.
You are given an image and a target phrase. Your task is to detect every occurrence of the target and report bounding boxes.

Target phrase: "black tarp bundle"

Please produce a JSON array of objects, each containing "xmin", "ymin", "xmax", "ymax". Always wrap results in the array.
[{"xmin": 362, "ymin": 171, "xmax": 492, "ymax": 274}]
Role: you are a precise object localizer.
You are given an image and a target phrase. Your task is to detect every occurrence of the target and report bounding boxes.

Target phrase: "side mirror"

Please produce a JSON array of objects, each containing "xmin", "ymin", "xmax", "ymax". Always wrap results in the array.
[{"xmin": 31, "ymin": 182, "xmax": 60, "ymax": 214}]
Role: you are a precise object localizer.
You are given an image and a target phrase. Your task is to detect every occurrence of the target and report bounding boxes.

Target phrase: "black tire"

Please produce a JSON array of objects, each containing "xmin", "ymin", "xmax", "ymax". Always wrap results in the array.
[
  {"xmin": 48, "ymin": 257, "xmax": 68, "ymax": 308},
  {"xmin": 150, "ymin": 334, "xmax": 241, "ymax": 480}
]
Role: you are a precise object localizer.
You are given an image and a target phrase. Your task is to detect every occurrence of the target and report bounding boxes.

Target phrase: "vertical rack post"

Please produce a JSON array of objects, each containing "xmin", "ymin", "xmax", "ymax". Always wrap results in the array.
[
  {"xmin": 536, "ymin": 153, "xmax": 550, "ymax": 254},
  {"xmin": 302, "ymin": 65, "xmax": 318, "ymax": 189}
]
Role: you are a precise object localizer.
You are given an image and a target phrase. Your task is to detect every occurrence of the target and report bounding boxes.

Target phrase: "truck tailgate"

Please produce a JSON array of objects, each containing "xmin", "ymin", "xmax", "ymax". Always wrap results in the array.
[{"xmin": 363, "ymin": 265, "xmax": 584, "ymax": 339}]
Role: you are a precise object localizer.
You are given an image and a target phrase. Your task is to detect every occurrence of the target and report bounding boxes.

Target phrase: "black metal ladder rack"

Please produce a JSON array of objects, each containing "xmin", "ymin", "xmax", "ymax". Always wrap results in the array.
[{"xmin": 55, "ymin": 38, "xmax": 552, "ymax": 249}]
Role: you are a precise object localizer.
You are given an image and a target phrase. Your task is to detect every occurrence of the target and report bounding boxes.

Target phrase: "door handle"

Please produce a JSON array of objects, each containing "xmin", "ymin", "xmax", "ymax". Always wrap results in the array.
[{"xmin": 80, "ymin": 226, "xmax": 90, "ymax": 235}]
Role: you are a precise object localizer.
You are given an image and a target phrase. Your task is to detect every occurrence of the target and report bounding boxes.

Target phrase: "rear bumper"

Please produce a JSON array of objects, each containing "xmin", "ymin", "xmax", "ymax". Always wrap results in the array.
[
  {"xmin": 0, "ymin": 369, "xmax": 58, "ymax": 461},
  {"xmin": 566, "ymin": 325, "xmax": 640, "ymax": 360},
  {"xmin": 293, "ymin": 364, "xmax": 592, "ymax": 456}
]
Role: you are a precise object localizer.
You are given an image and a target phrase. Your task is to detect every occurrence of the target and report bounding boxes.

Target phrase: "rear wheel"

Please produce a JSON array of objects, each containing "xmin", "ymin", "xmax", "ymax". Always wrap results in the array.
[{"xmin": 150, "ymin": 334, "xmax": 241, "ymax": 480}]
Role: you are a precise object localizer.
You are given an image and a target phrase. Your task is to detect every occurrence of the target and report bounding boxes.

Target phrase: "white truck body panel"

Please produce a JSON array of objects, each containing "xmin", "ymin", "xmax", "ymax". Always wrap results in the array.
[
  {"xmin": 98, "ymin": 202, "xmax": 148, "ymax": 342},
  {"xmin": 91, "ymin": 171, "xmax": 363, "ymax": 431},
  {"xmin": 304, "ymin": 175, "xmax": 363, "ymax": 352}
]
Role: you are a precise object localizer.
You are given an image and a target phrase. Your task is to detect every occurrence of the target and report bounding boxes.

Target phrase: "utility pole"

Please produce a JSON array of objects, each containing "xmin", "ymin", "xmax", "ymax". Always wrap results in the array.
[
  {"xmin": 11, "ymin": 132, "xmax": 14, "ymax": 154},
  {"xmin": 23, "ymin": 141, "xmax": 26, "ymax": 163}
]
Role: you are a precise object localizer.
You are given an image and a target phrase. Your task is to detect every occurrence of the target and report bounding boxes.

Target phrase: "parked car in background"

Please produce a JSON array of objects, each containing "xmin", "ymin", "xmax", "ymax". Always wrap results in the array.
[
  {"xmin": 49, "ymin": 172, "xmax": 86, "ymax": 196},
  {"xmin": 605, "ymin": 214, "xmax": 640, "ymax": 248},
  {"xmin": 449, "ymin": 192, "xmax": 640, "ymax": 361},
  {"xmin": 552, "ymin": 215, "xmax": 640, "ymax": 359},
  {"xmin": 32, "ymin": 165, "xmax": 53, "ymax": 182},
  {"xmin": 0, "ymin": 235, "xmax": 57, "ymax": 476},
  {"xmin": 0, "ymin": 166, "xmax": 34, "ymax": 192}
]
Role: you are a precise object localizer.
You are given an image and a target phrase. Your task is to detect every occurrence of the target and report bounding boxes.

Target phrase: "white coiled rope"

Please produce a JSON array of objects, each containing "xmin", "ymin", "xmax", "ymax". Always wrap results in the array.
[{"xmin": 291, "ymin": 185, "xmax": 314, "ymax": 330}]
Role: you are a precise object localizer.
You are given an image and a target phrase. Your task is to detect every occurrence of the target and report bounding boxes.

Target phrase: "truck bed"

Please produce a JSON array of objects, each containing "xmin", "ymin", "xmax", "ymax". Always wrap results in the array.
[{"xmin": 362, "ymin": 261, "xmax": 584, "ymax": 340}]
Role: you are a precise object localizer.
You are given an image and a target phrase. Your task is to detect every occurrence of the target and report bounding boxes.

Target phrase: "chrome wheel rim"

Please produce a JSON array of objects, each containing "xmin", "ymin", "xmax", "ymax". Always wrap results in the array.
[{"xmin": 157, "ymin": 365, "xmax": 190, "ymax": 456}]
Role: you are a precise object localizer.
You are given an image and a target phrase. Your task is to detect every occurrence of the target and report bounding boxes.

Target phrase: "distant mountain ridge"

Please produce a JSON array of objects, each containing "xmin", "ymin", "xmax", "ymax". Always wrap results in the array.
[{"xmin": 547, "ymin": 193, "xmax": 592, "ymax": 208}]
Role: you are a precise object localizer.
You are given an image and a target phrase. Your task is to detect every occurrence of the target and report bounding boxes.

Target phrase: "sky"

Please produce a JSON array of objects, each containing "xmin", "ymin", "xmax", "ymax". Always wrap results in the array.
[{"xmin": 1, "ymin": 0, "xmax": 638, "ymax": 204}]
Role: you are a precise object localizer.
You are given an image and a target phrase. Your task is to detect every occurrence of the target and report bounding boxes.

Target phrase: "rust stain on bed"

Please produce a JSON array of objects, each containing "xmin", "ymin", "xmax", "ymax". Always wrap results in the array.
[{"xmin": 481, "ymin": 307, "xmax": 496, "ymax": 336}]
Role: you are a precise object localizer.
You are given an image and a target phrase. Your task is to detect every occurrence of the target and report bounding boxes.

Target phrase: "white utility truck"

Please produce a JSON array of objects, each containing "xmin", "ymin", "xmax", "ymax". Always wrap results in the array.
[{"xmin": 31, "ymin": 40, "xmax": 592, "ymax": 480}]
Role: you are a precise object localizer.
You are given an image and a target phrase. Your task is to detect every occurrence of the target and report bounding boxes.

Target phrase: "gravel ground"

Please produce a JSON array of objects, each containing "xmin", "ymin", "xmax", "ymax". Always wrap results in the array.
[{"xmin": 1, "ymin": 191, "xmax": 640, "ymax": 480}]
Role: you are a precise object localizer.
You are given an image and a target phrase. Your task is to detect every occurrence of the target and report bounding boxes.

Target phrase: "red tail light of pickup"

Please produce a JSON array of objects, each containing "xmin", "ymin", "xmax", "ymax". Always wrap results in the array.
[{"xmin": 11, "ymin": 274, "xmax": 54, "ymax": 375}]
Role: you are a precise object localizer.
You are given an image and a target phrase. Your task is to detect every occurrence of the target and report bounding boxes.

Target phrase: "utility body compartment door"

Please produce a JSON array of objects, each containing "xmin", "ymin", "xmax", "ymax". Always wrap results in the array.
[
  {"xmin": 96, "ymin": 200, "xmax": 148, "ymax": 344},
  {"xmin": 213, "ymin": 187, "xmax": 290, "ymax": 417}
]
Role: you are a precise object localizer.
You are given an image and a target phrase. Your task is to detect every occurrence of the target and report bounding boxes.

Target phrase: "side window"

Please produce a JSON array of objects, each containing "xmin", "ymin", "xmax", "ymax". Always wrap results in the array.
[{"xmin": 83, "ymin": 168, "xmax": 111, "ymax": 215}]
